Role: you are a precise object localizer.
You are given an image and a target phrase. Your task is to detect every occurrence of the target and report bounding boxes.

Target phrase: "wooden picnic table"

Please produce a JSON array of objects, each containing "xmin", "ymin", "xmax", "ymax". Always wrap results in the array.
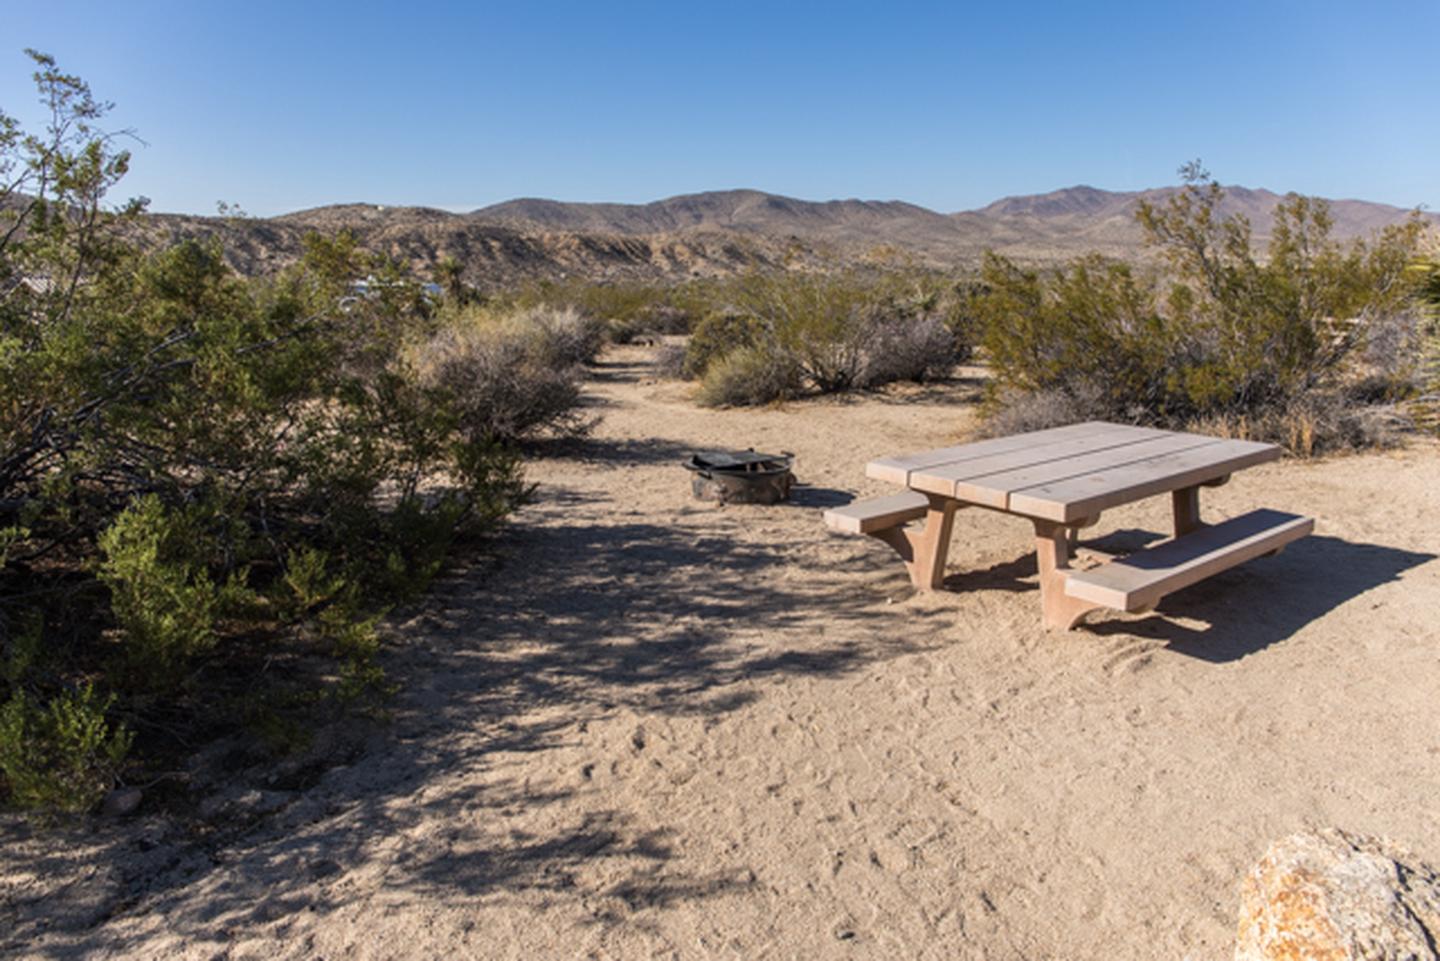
[{"xmin": 824, "ymin": 421, "xmax": 1313, "ymax": 629}]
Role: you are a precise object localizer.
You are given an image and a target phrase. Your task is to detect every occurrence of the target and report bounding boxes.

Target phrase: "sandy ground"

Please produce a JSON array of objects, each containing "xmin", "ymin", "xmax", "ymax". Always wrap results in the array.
[{"xmin": 4, "ymin": 345, "xmax": 1439, "ymax": 960}]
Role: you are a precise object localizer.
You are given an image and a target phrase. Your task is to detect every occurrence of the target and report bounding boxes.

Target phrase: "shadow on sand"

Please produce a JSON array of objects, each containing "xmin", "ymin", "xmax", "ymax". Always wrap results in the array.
[
  {"xmin": 1087, "ymin": 533, "xmax": 1435, "ymax": 662},
  {"xmin": 941, "ymin": 528, "xmax": 1433, "ymax": 663},
  {"xmin": 9, "ymin": 490, "xmax": 920, "ymax": 959}
]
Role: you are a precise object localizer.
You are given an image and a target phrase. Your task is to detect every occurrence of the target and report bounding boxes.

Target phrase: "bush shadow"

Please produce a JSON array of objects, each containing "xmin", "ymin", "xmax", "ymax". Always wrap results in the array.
[
  {"xmin": 9, "ymin": 497, "xmax": 910, "ymax": 958},
  {"xmin": 525, "ymin": 435, "xmax": 695, "ymax": 466}
]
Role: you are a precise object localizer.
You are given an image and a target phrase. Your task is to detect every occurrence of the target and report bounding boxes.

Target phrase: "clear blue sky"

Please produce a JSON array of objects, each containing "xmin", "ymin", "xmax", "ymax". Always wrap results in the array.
[{"xmin": 3, "ymin": 0, "xmax": 1435, "ymax": 216}]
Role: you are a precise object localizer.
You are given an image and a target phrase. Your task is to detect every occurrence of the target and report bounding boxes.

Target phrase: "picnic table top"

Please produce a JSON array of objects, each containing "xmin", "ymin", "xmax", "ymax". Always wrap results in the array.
[{"xmin": 866, "ymin": 421, "xmax": 1281, "ymax": 523}]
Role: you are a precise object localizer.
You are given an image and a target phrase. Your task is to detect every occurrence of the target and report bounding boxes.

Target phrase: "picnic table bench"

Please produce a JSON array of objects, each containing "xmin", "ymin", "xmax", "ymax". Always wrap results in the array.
[{"xmin": 824, "ymin": 421, "xmax": 1313, "ymax": 629}]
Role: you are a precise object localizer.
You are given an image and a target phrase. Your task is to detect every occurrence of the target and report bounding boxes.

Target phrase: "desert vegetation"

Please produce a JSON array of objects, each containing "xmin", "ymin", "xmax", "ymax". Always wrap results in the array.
[
  {"xmin": 0, "ymin": 54, "xmax": 594, "ymax": 812},
  {"xmin": 3, "ymin": 53, "xmax": 1436, "ymax": 818},
  {"xmin": 971, "ymin": 164, "xmax": 1432, "ymax": 453},
  {"xmin": 499, "ymin": 174, "xmax": 1434, "ymax": 446}
]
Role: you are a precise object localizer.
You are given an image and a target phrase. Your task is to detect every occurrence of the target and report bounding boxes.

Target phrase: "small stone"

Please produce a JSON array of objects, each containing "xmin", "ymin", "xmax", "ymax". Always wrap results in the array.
[
  {"xmin": 1235, "ymin": 827, "xmax": 1440, "ymax": 960},
  {"xmin": 101, "ymin": 787, "xmax": 142, "ymax": 817}
]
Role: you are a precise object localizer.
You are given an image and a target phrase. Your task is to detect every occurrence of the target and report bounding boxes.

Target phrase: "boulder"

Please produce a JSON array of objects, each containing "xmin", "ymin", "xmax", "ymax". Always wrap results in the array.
[{"xmin": 1236, "ymin": 828, "xmax": 1440, "ymax": 960}]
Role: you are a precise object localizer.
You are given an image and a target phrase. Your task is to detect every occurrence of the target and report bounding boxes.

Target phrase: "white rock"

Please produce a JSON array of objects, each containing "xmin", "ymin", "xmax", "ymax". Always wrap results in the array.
[{"xmin": 1236, "ymin": 828, "xmax": 1440, "ymax": 960}]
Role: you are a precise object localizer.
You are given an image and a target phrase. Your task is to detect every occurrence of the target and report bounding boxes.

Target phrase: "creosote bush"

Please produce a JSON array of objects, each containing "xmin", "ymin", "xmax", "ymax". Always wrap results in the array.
[
  {"xmin": 973, "ymin": 163, "xmax": 1429, "ymax": 454},
  {"xmin": 0, "ymin": 54, "xmax": 532, "ymax": 812},
  {"xmin": 0, "ymin": 684, "xmax": 132, "ymax": 814}
]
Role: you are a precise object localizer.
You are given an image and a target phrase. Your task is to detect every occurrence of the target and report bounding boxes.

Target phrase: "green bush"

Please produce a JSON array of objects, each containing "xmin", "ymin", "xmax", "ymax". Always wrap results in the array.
[
  {"xmin": 683, "ymin": 311, "xmax": 766, "ymax": 380},
  {"xmin": 738, "ymin": 271, "xmax": 873, "ymax": 392},
  {"xmin": 98, "ymin": 496, "xmax": 256, "ymax": 691},
  {"xmin": 0, "ymin": 53, "xmax": 529, "ymax": 812},
  {"xmin": 0, "ymin": 684, "xmax": 132, "ymax": 814},
  {"xmin": 974, "ymin": 164, "xmax": 1427, "ymax": 453}
]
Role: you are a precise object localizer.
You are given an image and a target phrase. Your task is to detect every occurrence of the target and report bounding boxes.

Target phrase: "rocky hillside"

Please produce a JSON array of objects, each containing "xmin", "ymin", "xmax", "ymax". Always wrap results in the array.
[
  {"xmin": 145, "ymin": 185, "xmax": 1438, "ymax": 285},
  {"xmin": 141, "ymin": 211, "xmax": 798, "ymax": 285}
]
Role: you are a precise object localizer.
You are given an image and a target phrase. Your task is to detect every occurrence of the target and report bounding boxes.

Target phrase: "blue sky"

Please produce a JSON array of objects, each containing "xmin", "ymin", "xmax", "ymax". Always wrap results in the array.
[{"xmin": 2, "ymin": 0, "xmax": 1435, "ymax": 216}]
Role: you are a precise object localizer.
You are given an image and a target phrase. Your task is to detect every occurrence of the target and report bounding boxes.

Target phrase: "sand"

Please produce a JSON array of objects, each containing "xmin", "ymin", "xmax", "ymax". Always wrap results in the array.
[{"xmin": 5, "ymin": 345, "xmax": 1439, "ymax": 960}]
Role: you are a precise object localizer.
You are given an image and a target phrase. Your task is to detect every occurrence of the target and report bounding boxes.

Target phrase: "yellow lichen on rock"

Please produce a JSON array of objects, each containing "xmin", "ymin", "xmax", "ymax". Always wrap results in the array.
[{"xmin": 1236, "ymin": 829, "xmax": 1440, "ymax": 961}]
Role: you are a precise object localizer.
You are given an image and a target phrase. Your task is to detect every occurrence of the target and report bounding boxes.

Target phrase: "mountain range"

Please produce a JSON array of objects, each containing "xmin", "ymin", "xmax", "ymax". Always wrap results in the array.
[{"xmin": 146, "ymin": 185, "xmax": 1436, "ymax": 285}]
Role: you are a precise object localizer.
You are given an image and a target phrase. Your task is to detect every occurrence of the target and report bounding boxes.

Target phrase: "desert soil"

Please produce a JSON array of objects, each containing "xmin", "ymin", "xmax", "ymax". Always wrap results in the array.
[{"xmin": 5, "ymin": 345, "xmax": 1439, "ymax": 960}]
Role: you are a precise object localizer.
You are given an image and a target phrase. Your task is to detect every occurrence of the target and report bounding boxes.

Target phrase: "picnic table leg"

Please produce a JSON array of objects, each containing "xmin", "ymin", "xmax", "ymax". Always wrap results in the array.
[
  {"xmin": 1065, "ymin": 514, "xmax": 1099, "ymax": 557},
  {"xmin": 1172, "ymin": 485, "xmax": 1202, "ymax": 537},
  {"xmin": 1034, "ymin": 519, "xmax": 1101, "ymax": 630},
  {"xmin": 872, "ymin": 494, "xmax": 959, "ymax": 590}
]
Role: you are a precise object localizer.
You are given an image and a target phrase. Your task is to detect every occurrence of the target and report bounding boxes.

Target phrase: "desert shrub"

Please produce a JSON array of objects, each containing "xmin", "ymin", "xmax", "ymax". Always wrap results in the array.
[
  {"xmin": 414, "ymin": 316, "xmax": 592, "ymax": 443},
  {"xmin": 513, "ymin": 305, "xmax": 606, "ymax": 367},
  {"xmin": 653, "ymin": 342, "xmax": 689, "ymax": 379},
  {"xmin": 98, "ymin": 496, "xmax": 255, "ymax": 692},
  {"xmin": 973, "ymin": 385, "xmax": 1114, "ymax": 438},
  {"xmin": 510, "ymin": 279, "xmax": 702, "ymax": 344},
  {"xmin": 682, "ymin": 271, "xmax": 966, "ymax": 404},
  {"xmin": 867, "ymin": 272, "xmax": 980, "ymax": 368},
  {"xmin": 859, "ymin": 313, "xmax": 960, "ymax": 387},
  {"xmin": 975, "ymin": 163, "xmax": 1427, "ymax": 453},
  {"xmin": 1191, "ymin": 392, "xmax": 1412, "ymax": 456},
  {"xmin": 1410, "ymin": 261, "xmax": 1440, "ymax": 434},
  {"xmin": 0, "ymin": 684, "xmax": 132, "ymax": 814},
  {"xmin": 683, "ymin": 310, "xmax": 766, "ymax": 380},
  {"xmin": 641, "ymin": 304, "xmax": 694, "ymax": 336},
  {"xmin": 605, "ymin": 302, "xmax": 695, "ymax": 344},
  {"xmin": 738, "ymin": 271, "xmax": 874, "ymax": 392},
  {"xmin": 696, "ymin": 344, "xmax": 803, "ymax": 407},
  {"xmin": 0, "ymin": 54, "xmax": 529, "ymax": 812}
]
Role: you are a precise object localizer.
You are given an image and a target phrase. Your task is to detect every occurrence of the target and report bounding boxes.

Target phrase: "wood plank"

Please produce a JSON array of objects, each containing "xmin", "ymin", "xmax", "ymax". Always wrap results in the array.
[
  {"xmin": 1063, "ymin": 509, "xmax": 1313, "ymax": 611},
  {"xmin": 1008, "ymin": 439, "xmax": 1281, "ymax": 522},
  {"xmin": 823, "ymin": 491, "xmax": 930, "ymax": 534},
  {"xmin": 865, "ymin": 421, "xmax": 1139, "ymax": 486},
  {"xmin": 910, "ymin": 431, "xmax": 1203, "ymax": 504}
]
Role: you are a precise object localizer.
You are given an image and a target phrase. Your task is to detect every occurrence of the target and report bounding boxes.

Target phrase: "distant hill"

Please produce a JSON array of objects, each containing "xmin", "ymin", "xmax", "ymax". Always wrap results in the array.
[
  {"xmin": 145, "ymin": 185, "xmax": 1437, "ymax": 285},
  {"xmin": 474, "ymin": 189, "xmax": 956, "ymax": 237},
  {"xmin": 470, "ymin": 185, "xmax": 1434, "ymax": 260}
]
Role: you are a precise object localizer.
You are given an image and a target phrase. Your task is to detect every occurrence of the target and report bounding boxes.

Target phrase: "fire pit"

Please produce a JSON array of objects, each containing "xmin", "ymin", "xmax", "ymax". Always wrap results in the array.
[{"xmin": 684, "ymin": 449, "xmax": 795, "ymax": 505}]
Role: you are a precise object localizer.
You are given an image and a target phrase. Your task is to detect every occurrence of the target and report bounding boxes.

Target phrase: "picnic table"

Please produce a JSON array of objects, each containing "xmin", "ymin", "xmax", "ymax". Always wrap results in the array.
[{"xmin": 823, "ymin": 421, "xmax": 1313, "ymax": 629}]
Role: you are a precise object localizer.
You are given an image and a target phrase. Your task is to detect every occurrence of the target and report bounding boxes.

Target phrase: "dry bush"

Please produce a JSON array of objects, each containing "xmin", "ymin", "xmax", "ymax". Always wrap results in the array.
[
  {"xmin": 653, "ymin": 342, "xmax": 689, "ymax": 380},
  {"xmin": 1188, "ymin": 394, "xmax": 1412, "ymax": 457},
  {"xmin": 415, "ymin": 313, "xmax": 594, "ymax": 443},
  {"xmin": 976, "ymin": 385, "xmax": 1114, "ymax": 438},
  {"xmin": 507, "ymin": 305, "xmax": 606, "ymax": 368},
  {"xmin": 696, "ymin": 345, "xmax": 803, "ymax": 408},
  {"xmin": 859, "ymin": 314, "xmax": 960, "ymax": 387}
]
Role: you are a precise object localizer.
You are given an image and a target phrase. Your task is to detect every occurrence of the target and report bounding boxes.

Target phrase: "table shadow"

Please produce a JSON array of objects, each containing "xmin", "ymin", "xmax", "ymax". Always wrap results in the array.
[{"xmin": 1076, "ymin": 534, "xmax": 1434, "ymax": 661}]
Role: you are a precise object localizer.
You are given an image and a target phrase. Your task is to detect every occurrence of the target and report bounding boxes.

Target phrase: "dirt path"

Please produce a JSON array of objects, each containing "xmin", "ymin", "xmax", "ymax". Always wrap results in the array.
[{"xmin": 6, "ymin": 346, "xmax": 1440, "ymax": 959}]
